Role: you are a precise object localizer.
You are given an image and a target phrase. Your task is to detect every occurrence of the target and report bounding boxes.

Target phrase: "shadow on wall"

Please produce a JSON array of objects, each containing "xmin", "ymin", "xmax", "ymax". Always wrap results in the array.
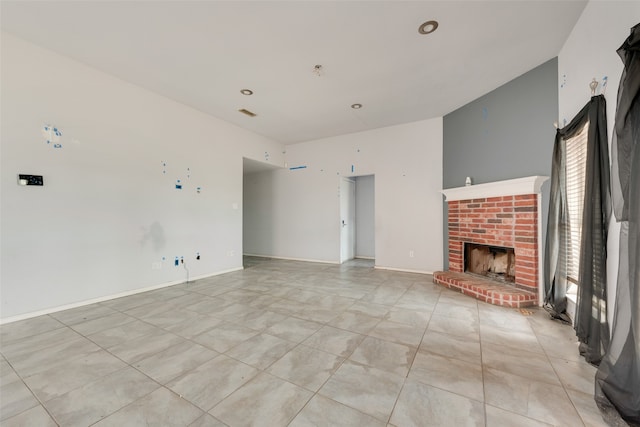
[{"xmin": 140, "ymin": 221, "xmax": 166, "ymax": 251}]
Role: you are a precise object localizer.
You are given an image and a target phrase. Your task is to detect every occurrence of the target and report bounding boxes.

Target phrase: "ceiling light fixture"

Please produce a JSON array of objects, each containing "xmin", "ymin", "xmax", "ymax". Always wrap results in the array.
[
  {"xmin": 351, "ymin": 103, "xmax": 362, "ymax": 109},
  {"xmin": 240, "ymin": 89, "xmax": 253, "ymax": 95},
  {"xmin": 418, "ymin": 20, "xmax": 439, "ymax": 35},
  {"xmin": 238, "ymin": 108, "xmax": 257, "ymax": 117}
]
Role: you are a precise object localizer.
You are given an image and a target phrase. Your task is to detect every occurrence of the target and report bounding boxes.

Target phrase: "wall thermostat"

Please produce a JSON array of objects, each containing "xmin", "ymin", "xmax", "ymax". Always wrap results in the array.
[{"xmin": 18, "ymin": 174, "xmax": 44, "ymax": 186}]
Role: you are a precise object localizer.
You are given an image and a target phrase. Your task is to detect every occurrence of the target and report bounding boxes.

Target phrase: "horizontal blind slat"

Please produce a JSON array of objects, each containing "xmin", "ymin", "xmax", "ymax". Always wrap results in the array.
[{"xmin": 564, "ymin": 122, "xmax": 588, "ymax": 283}]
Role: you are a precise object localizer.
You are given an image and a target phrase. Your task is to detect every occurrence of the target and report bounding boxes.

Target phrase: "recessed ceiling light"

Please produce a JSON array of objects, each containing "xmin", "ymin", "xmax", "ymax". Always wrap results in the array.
[
  {"xmin": 351, "ymin": 103, "xmax": 363, "ymax": 109},
  {"xmin": 240, "ymin": 89, "xmax": 253, "ymax": 95},
  {"xmin": 238, "ymin": 108, "xmax": 257, "ymax": 117},
  {"xmin": 418, "ymin": 20, "xmax": 439, "ymax": 35}
]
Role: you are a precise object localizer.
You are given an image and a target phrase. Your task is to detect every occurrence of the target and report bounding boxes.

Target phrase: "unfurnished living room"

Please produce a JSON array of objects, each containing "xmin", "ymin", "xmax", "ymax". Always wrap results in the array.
[{"xmin": 1, "ymin": 1, "xmax": 639, "ymax": 426}]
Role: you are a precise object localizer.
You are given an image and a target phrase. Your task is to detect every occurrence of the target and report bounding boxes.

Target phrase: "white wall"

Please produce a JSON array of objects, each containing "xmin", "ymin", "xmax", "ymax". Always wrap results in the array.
[
  {"xmin": 355, "ymin": 175, "xmax": 375, "ymax": 258},
  {"xmin": 0, "ymin": 33, "xmax": 284, "ymax": 321},
  {"xmin": 558, "ymin": 1, "xmax": 640, "ymax": 324},
  {"xmin": 244, "ymin": 118, "xmax": 443, "ymax": 273}
]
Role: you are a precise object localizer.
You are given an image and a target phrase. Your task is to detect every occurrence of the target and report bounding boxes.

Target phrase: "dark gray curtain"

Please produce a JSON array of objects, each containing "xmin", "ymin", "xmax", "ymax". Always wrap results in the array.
[
  {"xmin": 544, "ymin": 95, "xmax": 611, "ymax": 361},
  {"xmin": 574, "ymin": 95, "xmax": 612, "ymax": 365},
  {"xmin": 544, "ymin": 113, "xmax": 572, "ymax": 319},
  {"xmin": 595, "ymin": 23, "xmax": 640, "ymax": 427}
]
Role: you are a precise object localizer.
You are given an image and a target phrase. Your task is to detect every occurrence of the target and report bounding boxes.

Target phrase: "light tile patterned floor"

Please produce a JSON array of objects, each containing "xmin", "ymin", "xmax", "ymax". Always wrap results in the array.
[{"xmin": 0, "ymin": 257, "xmax": 605, "ymax": 426}]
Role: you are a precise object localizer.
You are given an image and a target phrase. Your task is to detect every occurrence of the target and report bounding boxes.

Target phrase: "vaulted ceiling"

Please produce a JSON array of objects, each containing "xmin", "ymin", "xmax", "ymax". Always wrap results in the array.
[{"xmin": 1, "ymin": 1, "xmax": 586, "ymax": 144}]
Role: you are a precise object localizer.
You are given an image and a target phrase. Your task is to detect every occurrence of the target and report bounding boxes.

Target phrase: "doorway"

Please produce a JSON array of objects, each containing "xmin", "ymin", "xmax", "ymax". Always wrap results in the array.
[
  {"xmin": 339, "ymin": 177, "xmax": 355, "ymax": 263},
  {"xmin": 340, "ymin": 175, "xmax": 375, "ymax": 264},
  {"xmin": 242, "ymin": 157, "xmax": 282, "ymax": 267}
]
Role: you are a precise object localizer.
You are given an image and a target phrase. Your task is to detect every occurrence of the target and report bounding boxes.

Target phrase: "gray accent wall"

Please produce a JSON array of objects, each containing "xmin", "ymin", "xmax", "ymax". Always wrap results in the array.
[{"xmin": 442, "ymin": 58, "xmax": 558, "ymax": 268}]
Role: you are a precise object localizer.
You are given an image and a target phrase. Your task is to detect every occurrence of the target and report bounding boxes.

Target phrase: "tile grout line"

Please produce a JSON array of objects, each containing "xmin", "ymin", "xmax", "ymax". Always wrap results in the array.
[
  {"xmin": 528, "ymin": 314, "xmax": 591, "ymax": 427},
  {"xmin": 0, "ymin": 351, "xmax": 62, "ymax": 426},
  {"xmin": 385, "ymin": 280, "xmax": 441, "ymax": 425},
  {"xmin": 2, "ymin": 259, "xmax": 594, "ymax": 426},
  {"xmin": 477, "ymin": 297, "xmax": 488, "ymax": 427}
]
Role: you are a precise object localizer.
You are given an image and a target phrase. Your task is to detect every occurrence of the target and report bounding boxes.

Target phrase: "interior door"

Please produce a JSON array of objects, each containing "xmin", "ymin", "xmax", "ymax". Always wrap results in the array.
[{"xmin": 340, "ymin": 177, "xmax": 356, "ymax": 263}]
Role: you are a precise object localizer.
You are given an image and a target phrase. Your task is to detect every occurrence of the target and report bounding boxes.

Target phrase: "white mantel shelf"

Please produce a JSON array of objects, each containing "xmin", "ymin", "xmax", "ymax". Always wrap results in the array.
[{"xmin": 441, "ymin": 176, "xmax": 549, "ymax": 202}]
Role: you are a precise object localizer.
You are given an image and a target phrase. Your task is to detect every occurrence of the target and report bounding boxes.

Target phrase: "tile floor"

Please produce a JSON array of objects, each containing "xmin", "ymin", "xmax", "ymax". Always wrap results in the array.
[{"xmin": 0, "ymin": 257, "xmax": 606, "ymax": 426}]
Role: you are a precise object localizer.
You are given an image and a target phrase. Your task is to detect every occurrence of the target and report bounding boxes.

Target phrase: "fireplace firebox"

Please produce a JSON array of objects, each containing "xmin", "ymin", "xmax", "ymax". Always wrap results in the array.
[{"xmin": 464, "ymin": 243, "xmax": 515, "ymax": 283}]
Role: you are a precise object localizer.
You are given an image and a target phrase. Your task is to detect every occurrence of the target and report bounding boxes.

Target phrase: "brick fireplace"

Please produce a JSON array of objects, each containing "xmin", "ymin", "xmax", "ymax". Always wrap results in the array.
[{"xmin": 434, "ymin": 176, "xmax": 548, "ymax": 308}]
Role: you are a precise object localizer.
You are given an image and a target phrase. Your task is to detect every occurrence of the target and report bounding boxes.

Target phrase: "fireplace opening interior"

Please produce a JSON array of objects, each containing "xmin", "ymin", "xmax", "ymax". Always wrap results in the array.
[{"xmin": 464, "ymin": 243, "xmax": 516, "ymax": 283}]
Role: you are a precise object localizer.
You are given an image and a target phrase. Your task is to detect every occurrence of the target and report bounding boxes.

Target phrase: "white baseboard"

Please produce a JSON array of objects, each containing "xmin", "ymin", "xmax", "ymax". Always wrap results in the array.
[
  {"xmin": 354, "ymin": 256, "xmax": 375, "ymax": 260},
  {"xmin": 0, "ymin": 266, "xmax": 243, "ymax": 325},
  {"xmin": 243, "ymin": 254, "xmax": 339, "ymax": 265},
  {"xmin": 244, "ymin": 254, "xmax": 430, "ymax": 275},
  {"xmin": 187, "ymin": 267, "xmax": 243, "ymax": 282},
  {"xmin": 374, "ymin": 265, "xmax": 434, "ymax": 275}
]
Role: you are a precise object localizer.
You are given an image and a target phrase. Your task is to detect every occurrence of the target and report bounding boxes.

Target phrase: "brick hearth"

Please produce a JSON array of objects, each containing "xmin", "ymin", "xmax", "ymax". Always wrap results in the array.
[
  {"xmin": 433, "ymin": 271, "xmax": 538, "ymax": 307},
  {"xmin": 435, "ymin": 177, "xmax": 547, "ymax": 308}
]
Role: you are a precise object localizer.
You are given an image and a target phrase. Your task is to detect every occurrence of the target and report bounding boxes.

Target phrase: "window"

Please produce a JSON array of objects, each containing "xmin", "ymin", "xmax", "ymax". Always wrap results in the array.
[{"xmin": 565, "ymin": 121, "xmax": 588, "ymax": 292}]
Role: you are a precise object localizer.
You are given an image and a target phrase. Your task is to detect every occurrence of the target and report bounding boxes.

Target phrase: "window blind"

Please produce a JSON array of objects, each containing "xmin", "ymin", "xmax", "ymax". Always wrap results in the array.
[{"xmin": 565, "ymin": 121, "xmax": 589, "ymax": 284}]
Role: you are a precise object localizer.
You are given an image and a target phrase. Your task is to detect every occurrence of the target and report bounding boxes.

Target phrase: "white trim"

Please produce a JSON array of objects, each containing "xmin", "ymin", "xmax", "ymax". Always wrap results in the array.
[
  {"xmin": 537, "ymin": 193, "xmax": 545, "ymax": 307},
  {"xmin": 245, "ymin": 254, "xmax": 430, "ymax": 274},
  {"xmin": 374, "ymin": 266, "xmax": 433, "ymax": 275},
  {"xmin": 188, "ymin": 267, "xmax": 243, "ymax": 282},
  {"xmin": 354, "ymin": 256, "xmax": 375, "ymax": 260},
  {"xmin": 566, "ymin": 294, "xmax": 577, "ymax": 322},
  {"xmin": 441, "ymin": 175, "xmax": 549, "ymax": 201},
  {"xmin": 243, "ymin": 253, "xmax": 340, "ymax": 265},
  {"xmin": 0, "ymin": 266, "xmax": 243, "ymax": 325}
]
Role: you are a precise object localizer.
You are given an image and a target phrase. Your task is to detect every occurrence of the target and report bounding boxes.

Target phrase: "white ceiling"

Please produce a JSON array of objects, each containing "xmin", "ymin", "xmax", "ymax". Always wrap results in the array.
[{"xmin": 1, "ymin": 1, "xmax": 586, "ymax": 145}]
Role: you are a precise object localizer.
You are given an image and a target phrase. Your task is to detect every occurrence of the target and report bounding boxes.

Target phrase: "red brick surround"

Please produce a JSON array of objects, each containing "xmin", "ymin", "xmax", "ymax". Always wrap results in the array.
[{"xmin": 434, "ymin": 194, "xmax": 539, "ymax": 307}]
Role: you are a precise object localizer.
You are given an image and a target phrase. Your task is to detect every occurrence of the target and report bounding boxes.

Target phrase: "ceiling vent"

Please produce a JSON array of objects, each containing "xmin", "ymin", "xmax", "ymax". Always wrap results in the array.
[{"xmin": 238, "ymin": 108, "xmax": 257, "ymax": 117}]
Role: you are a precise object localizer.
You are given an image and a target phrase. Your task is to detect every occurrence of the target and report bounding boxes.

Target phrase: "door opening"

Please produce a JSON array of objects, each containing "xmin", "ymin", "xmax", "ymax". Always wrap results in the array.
[
  {"xmin": 355, "ymin": 175, "xmax": 375, "ymax": 261},
  {"xmin": 340, "ymin": 177, "xmax": 356, "ymax": 263},
  {"xmin": 340, "ymin": 175, "xmax": 375, "ymax": 264}
]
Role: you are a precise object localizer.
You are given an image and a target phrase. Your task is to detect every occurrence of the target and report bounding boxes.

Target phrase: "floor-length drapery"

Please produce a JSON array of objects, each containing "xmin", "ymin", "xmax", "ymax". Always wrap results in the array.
[
  {"xmin": 595, "ymin": 22, "xmax": 640, "ymax": 427},
  {"xmin": 574, "ymin": 95, "xmax": 611, "ymax": 365},
  {"xmin": 544, "ymin": 117, "xmax": 571, "ymax": 319},
  {"xmin": 544, "ymin": 96, "xmax": 611, "ymax": 356}
]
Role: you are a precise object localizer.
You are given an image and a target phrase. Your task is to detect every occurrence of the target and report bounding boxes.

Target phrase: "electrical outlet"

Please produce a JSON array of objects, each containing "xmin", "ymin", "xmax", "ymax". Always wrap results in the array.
[
  {"xmin": 152, "ymin": 262, "xmax": 162, "ymax": 270},
  {"xmin": 227, "ymin": 250, "xmax": 235, "ymax": 257},
  {"xmin": 409, "ymin": 250, "xmax": 414, "ymax": 258}
]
